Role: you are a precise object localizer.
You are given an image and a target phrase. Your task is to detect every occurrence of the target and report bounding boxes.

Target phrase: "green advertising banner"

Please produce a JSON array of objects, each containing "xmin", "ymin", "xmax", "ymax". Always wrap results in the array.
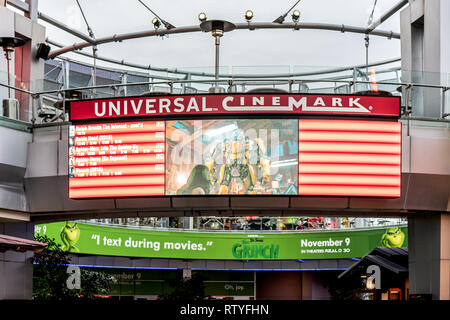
[{"xmin": 34, "ymin": 222, "xmax": 408, "ymax": 260}]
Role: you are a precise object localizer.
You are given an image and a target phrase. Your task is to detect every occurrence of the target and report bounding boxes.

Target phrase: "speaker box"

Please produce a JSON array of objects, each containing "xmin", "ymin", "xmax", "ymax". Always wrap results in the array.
[{"xmin": 36, "ymin": 43, "xmax": 51, "ymax": 60}]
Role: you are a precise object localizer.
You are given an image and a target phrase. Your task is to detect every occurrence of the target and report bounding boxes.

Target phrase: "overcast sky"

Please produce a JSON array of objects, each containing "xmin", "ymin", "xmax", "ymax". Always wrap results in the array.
[{"xmin": 36, "ymin": 0, "xmax": 403, "ymax": 73}]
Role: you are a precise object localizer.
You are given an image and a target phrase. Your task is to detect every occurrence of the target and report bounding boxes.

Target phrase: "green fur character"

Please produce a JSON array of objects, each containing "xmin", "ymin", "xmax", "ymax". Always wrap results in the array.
[
  {"xmin": 60, "ymin": 222, "xmax": 80, "ymax": 253},
  {"xmin": 381, "ymin": 227, "xmax": 405, "ymax": 247}
]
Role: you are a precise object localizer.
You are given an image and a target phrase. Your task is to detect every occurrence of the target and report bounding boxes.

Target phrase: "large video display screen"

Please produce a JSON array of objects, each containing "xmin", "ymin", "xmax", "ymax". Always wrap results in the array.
[
  {"xmin": 166, "ymin": 119, "xmax": 298, "ymax": 195},
  {"xmin": 68, "ymin": 119, "xmax": 401, "ymax": 198}
]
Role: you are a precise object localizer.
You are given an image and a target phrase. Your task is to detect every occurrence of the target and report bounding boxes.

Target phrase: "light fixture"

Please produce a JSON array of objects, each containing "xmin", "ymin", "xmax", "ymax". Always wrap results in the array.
[
  {"xmin": 366, "ymin": 278, "xmax": 375, "ymax": 290},
  {"xmin": 198, "ymin": 12, "xmax": 207, "ymax": 22},
  {"xmin": 139, "ymin": 1, "xmax": 175, "ymax": 29},
  {"xmin": 0, "ymin": 36, "xmax": 26, "ymax": 102},
  {"xmin": 152, "ymin": 17, "xmax": 160, "ymax": 29},
  {"xmin": 292, "ymin": 10, "xmax": 300, "ymax": 22},
  {"xmin": 199, "ymin": 20, "xmax": 236, "ymax": 93},
  {"xmin": 245, "ymin": 10, "xmax": 253, "ymax": 21}
]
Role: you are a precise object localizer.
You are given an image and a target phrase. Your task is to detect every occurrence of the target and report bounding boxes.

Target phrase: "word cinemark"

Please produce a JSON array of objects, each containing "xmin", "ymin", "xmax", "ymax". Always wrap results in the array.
[
  {"xmin": 93, "ymin": 96, "xmax": 370, "ymax": 116},
  {"xmin": 179, "ymin": 304, "xmax": 269, "ymax": 317}
]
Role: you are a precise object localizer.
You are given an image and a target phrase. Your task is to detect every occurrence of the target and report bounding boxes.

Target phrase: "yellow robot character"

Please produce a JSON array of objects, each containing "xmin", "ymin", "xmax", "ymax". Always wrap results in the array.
[{"xmin": 208, "ymin": 130, "xmax": 270, "ymax": 195}]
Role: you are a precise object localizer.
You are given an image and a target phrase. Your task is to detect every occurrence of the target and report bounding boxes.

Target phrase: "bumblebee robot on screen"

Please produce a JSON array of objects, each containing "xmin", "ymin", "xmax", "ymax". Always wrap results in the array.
[{"xmin": 177, "ymin": 130, "xmax": 271, "ymax": 195}]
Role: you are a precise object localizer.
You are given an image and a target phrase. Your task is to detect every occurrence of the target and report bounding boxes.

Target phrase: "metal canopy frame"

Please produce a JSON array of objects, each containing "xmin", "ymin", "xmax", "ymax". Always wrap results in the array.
[
  {"xmin": 6, "ymin": 0, "xmax": 408, "ymax": 79},
  {"xmin": 45, "ymin": 22, "xmax": 400, "ymax": 60}
]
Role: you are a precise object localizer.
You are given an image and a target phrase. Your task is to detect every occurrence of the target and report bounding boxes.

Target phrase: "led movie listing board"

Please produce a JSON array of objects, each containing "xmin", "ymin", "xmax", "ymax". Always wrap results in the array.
[
  {"xmin": 68, "ymin": 94, "xmax": 401, "ymax": 199},
  {"xmin": 68, "ymin": 121, "xmax": 165, "ymax": 198}
]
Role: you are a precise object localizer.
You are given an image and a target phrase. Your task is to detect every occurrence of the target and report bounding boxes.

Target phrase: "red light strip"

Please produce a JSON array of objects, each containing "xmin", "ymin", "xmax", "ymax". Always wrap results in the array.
[
  {"xmin": 69, "ymin": 175, "xmax": 165, "ymax": 188},
  {"xmin": 299, "ymin": 185, "xmax": 401, "ymax": 197},
  {"xmin": 298, "ymin": 142, "xmax": 400, "ymax": 154},
  {"xmin": 298, "ymin": 174, "xmax": 400, "ymax": 186},
  {"xmin": 71, "ymin": 143, "xmax": 164, "ymax": 157},
  {"xmin": 73, "ymin": 154, "xmax": 165, "ymax": 167},
  {"xmin": 69, "ymin": 185, "xmax": 165, "ymax": 198},
  {"xmin": 72, "ymin": 164, "xmax": 165, "ymax": 177},
  {"xmin": 73, "ymin": 132, "xmax": 164, "ymax": 146},
  {"xmin": 298, "ymin": 120, "xmax": 401, "ymax": 132},
  {"xmin": 299, "ymin": 132, "xmax": 400, "ymax": 143},
  {"xmin": 74, "ymin": 121, "xmax": 164, "ymax": 135}
]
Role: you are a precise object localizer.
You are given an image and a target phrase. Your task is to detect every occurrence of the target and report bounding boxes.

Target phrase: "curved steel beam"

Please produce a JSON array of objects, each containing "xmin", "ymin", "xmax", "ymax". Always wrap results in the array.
[
  {"xmin": 366, "ymin": 0, "xmax": 408, "ymax": 34},
  {"xmin": 38, "ymin": 12, "xmax": 95, "ymax": 44},
  {"xmin": 47, "ymin": 38, "xmax": 400, "ymax": 79},
  {"xmin": 47, "ymin": 22, "xmax": 400, "ymax": 59}
]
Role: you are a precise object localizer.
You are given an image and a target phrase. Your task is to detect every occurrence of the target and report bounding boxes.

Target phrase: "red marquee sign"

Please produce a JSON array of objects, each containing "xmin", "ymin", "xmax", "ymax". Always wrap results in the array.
[{"xmin": 69, "ymin": 94, "xmax": 400, "ymax": 120}]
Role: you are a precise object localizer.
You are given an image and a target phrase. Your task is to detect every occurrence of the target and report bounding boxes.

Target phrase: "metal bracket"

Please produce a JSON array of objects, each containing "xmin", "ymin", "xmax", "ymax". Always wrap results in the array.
[{"xmin": 388, "ymin": 31, "xmax": 393, "ymax": 40}]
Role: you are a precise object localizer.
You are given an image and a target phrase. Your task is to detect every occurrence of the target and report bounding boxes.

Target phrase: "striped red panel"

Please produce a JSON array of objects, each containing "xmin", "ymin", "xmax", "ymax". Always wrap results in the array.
[
  {"xmin": 69, "ymin": 121, "xmax": 165, "ymax": 198},
  {"xmin": 298, "ymin": 119, "xmax": 401, "ymax": 197}
]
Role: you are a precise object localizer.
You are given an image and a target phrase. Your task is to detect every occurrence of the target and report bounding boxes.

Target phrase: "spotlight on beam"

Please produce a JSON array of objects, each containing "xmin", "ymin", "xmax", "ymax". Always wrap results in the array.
[
  {"xmin": 152, "ymin": 17, "xmax": 160, "ymax": 30},
  {"xmin": 198, "ymin": 12, "xmax": 207, "ymax": 22},
  {"xmin": 292, "ymin": 10, "xmax": 300, "ymax": 23},
  {"xmin": 245, "ymin": 10, "xmax": 253, "ymax": 21}
]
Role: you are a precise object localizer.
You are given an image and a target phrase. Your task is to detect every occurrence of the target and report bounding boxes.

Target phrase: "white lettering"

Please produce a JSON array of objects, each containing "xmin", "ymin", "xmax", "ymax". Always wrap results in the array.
[
  {"xmin": 313, "ymin": 97, "xmax": 325, "ymax": 106},
  {"xmin": 109, "ymin": 101, "xmax": 120, "ymax": 116},
  {"xmin": 332, "ymin": 97, "xmax": 342, "ymax": 106},
  {"xmin": 173, "ymin": 98, "xmax": 184, "ymax": 112},
  {"xmin": 272, "ymin": 96, "xmax": 280, "ymax": 106},
  {"xmin": 94, "ymin": 102, "xmax": 106, "ymax": 117},
  {"xmin": 288, "ymin": 97, "xmax": 307, "ymax": 109},
  {"xmin": 253, "ymin": 96, "xmax": 264, "ymax": 106},
  {"xmin": 159, "ymin": 98, "xmax": 171, "ymax": 113},
  {"xmin": 222, "ymin": 96, "xmax": 234, "ymax": 108},
  {"xmin": 131, "ymin": 99, "xmax": 143, "ymax": 114},
  {"xmin": 145, "ymin": 99, "xmax": 156, "ymax": 114},
  {"xmin": 349, "ymin": 97, "xmax": 363, "ymax": 108},
  {"xmin": 186, "ymin": 98, "xmax": 199, "ymax": 112},
  {"xmin": 201, "ymin": 97, "xmax": 212, "ymax": 111}
]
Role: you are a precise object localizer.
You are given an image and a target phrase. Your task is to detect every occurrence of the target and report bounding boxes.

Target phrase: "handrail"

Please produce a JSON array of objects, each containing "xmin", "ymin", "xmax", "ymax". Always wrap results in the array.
[
  {"xmin": 77, "ymin": 220, "xmax": 408, "ymax": 234},
  {"xmin": 28, "ymin": 78, "xmax": 449, "ymax": 96},
  {"xmin": 1, "ymin": 76, "xmax": 448, "ymax": 97},
  {"xmin": 1, "ymin": 76, "xmax": 449, "ymax": 125}
]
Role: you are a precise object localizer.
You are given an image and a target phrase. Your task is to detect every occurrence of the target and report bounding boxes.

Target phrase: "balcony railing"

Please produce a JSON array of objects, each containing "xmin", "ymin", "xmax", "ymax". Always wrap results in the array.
[
  {"xmin": 78, "ymin": 216, "xmax": 408, "ymax": 233},
  {"xmin": 0, "ymin": 58, "xmax": 449, "ymax": 127}
]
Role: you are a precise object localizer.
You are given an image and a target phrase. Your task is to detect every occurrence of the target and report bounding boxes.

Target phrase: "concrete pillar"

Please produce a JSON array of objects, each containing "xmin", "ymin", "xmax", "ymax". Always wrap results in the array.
[
  {"xmin": 0, "ymin": 5, "xmax": 45, "ymax": 121},
  {"xmin": 408, "ymin": 213, "xmax": 450, "ymax": 299},
  {"xmin": 0, "ymin": 221, "xmax": 36, "ymax": 300},
  {"xmin": 400, "ymin": 0, "xmax": 450, "ymax": 118}
]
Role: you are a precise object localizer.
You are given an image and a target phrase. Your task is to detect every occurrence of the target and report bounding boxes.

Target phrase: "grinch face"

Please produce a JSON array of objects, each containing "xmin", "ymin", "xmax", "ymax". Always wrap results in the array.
[
  {"xmin": 63, "ymin": 222, "xmax": 80, "ymax": 243},
  {"xmin": 381, "ymin": 227, "xmax": 405, "ymax": 247},
  {"xmin": 60, "ymin": 222, "xmax": 80, "ymax": 252}
]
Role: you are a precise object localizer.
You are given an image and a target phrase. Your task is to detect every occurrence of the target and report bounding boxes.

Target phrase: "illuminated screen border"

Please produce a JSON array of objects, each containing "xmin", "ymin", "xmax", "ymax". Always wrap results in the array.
[{"xmin": 68, "ymin": 117, "xmax": 401, "ymax": 199}]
